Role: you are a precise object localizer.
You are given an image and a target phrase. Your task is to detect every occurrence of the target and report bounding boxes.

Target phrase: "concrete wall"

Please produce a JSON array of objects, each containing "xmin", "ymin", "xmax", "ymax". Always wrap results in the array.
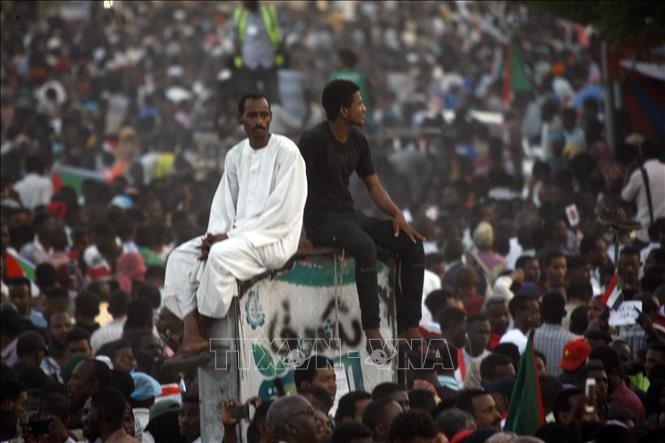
[{"xmin": 200, "ymin": 250, "xmax": 398, "ymax": 442}]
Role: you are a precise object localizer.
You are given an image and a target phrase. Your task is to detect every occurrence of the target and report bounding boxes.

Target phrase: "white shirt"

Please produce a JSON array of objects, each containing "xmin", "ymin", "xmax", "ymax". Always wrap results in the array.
[
  {"xmin": 621, "ymin": 159, "xmax": 665, "ymax": 242},
  {"xmin": 499, "ymin": 328, "xmax": 528, "ymax": 354},
  {"xmin": 208, "ymin": 134, "xmax": 306, "ymax": 248},
  {"xmin": 91, "ymin": 317, "xmax": 127, "ymax": 353},
  {"xmin": 13, "ymin": 173, "xmax": 53, "ymax": 210},
  {"xmin": 420, "ymin": 270, "xmax": 442, "ymax": 334}
]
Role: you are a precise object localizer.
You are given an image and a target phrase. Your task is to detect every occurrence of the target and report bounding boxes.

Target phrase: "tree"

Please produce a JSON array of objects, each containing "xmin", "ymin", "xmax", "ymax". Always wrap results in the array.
[{"xmin": 526, "ymin": 1, "xmax": 665, "ymax": 42}]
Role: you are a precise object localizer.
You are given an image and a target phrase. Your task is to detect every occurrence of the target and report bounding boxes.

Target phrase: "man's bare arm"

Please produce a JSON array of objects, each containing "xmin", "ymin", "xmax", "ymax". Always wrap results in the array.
[{"xmin": 361, "ymin": 174, "xmax": 424, "ymax": 243}]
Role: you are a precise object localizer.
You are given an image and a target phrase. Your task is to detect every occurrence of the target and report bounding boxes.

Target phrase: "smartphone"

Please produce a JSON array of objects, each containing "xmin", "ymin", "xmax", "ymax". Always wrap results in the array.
[
  {"xmin": 229, "ymin": 404, "xmax": 250, "ymax": 420},
  {"xmin": 585, "ymin": 378, "xmax": 596, "ymax": 414},
  {"xmin": 26, "ymin": 418, "xmax": 52, "ymax": 435}
]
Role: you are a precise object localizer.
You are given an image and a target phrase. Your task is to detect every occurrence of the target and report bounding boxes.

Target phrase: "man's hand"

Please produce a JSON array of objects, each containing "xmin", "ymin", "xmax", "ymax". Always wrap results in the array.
[
  {"xmin": 392, "ymin": 213, "xmax": 425, "ymax": 244},
  {"xmin": 219, "ymin": 399, "xmax": 240, "ymax": 428},
  {"xmin": 198, "ymin": 233, "xmax": 228, "ymax": 261},
  {"xmin": 636, "ymin": 308, "xmax": 654, "ymax": 335},
  {"xmin": 510, "ymin": 269, "xmax": 525, "ymax": 285}
]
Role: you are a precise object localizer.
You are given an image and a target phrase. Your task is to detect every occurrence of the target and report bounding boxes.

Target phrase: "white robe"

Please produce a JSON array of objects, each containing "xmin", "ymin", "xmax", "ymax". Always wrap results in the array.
[{"xmin": 163, "ymin": 134, "xmax": 307, "ymax": 319}]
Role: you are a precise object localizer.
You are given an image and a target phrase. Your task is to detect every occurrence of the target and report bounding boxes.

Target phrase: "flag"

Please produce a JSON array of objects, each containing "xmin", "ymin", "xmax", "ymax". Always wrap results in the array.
[
  {"xmin": 504, "ymin": 331, "xmax": 544, "ymax": 435},
  {"xmin": 52, "ymin": 165, "xmax": 105, "ymax": 198},
  {"xmin": 5, "ymin": 250, "xmax": 36, "ymax": 281},
  {"xmin": 600, "ymin": 273, "xmax": 623, "ymax": 311},
  {"xmin": 500, "ymin": 44, "xmax": 533, "ymax": 108}
]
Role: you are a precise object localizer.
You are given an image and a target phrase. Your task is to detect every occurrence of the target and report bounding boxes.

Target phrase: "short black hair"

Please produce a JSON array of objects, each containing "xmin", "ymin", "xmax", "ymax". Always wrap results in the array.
[
  {"xmin": 110, "ymin": 370, "xmax": 134, "ymax": 400},
  {"xmin": 124, "ymin": 297, "xmax": 154, "ymax": 330},
  {"xmin": 437, "ymin": 307, "xmax": 466, "ymax": 333},
  {"xmin": 408, "ymin": 389, "xmax": 436, "ymax": 414},
  {"xmin": 0, "ymin": 305, "xmax": 23, "ymax": 338},
  {"xmin": 539, "ymin": 375, "xmax": 563, "ymax": 413},
  {"xmin": 570, "ymin": 306, "xmax": 589, "ymax": 335},
  {"xmin": 371, "ymin": 382, "xmax": 402, "ymax": 401},
  {"xmin": 509, "ymin": 294, "xmax": 538, "ymax": 318},
  {"xmin": 25, "ymin": 154, "xmax": 46, "ymax": 175},
  {"xmin": 492, "ymin": 343, "xmax": 520, "ymax": 370},
  {"xmin": 435, "ymin": 408, "xmax": 474, "ymax": 439},
  {"xmin": 332, "ymin": 422, "xmax": 372, "ymax": 443},
  {"xmin": 334, "ymin": 390, "xmax": 371, "ymax": 425},
  {"xmin": 443, "ymin": 239, "xmax": 464, "ymax": 262},
  {"xmin": 541, "ymin": 249, "xmax": 566, "ymax": 268},
  {"xmin": 515, "ymin": 255, "xmax": 537, "ymax": 270},
  {"xmin": 66, "ymin": 327, "xmax": 90, "ymax": 345},
  {"xmin": 238, "ymin": 94, "xmax": 271, "ymax": 115},
  {"xmin": 35, "ymin": 263, "xmax": 57, "ymax": 289},
  {"xmin": 91, "ymin": 387, "xmax": 127, "ymax": 427},
  {"xmin": 108, "ymin": 291, "xmax": 130, "ymax": 318},
  {"xmin": 424, "ymin": 286, "xmax": 460, "ymax": 319},
  {"xmin": 136, "ymin": 285, "xmax": 161, "ymax": 310},
  {"xmin": 90, "ymin": 357, "xmax": 113, "ymax": 383},
  {"xmin": 96, "ymin": 339, "xmax": 131, "ymax": 360},
  {"xmin": 648, "ymin": 343, "xmax": 665, "ymax": 355},
  {"xmin": 466, "ymin": 314, "xmax": 488, "ymax": 327},
  {"xmin": 389, "ymin": 409, "xmax": 438, "ymax": 442},
  {"xmin": 541, "ymin": 291, "xmax": 566, "ymax": 323},
  {"xmin": 579, "ymin": 234, "xmax": 600, "ymax": 257},
  {"xmin": 589, "ymin": 345, "xmax": 622, "ymax": 375},
  {"xmin": 361, "ymin": 398, "xmax": 397, "ymax": 431},
  {"xmin": 7, "ymin": 276, "xmax": 31, "ymax": 289},
  {"xmin": 322, "ymin": 79, "xmax": 360, "ymax": 121},
  {"xmin": 456, "ymin": 389, "xmax": 489, "ymax": 417},
  {"xmin": 294, "ymin": 355, "xmax": 334, "ymax": 389},
  {"xmin": 553, "ymin": 388, "xmax": 582, "ymax": 424},
  {"xmin": 480, "ymin": 354, "xmax": 513, "ymax": 381},
  {"xmin": 75, "ymin": 291, "xmax": 100, "ymax": 319},
  {"xmin": 567, "ymin": 280, "xmax": 593, "ymax": 301},
  {"xmin": 584, "ymin": 329, "xmax": 612, "ymax": 345},
  {"xmin": 641, "ymin": 136, "xmax": 664, "ymax": 160},
  {"xmin": 619, "ymin": 246, "xmax": 640, "ymax": 259}
]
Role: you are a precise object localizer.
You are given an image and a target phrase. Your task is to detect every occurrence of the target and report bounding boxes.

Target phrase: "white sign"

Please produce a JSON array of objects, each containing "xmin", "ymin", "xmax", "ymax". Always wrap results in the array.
[{"xmin": 609, "ymin": 301, "xmax": 642, "ymax": 327}]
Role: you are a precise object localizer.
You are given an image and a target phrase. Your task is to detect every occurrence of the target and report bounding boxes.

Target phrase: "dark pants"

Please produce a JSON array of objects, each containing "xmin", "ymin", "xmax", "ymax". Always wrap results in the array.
[{"xmin": 306, "ymin": 212, "xmax": 425, "ymax": 331}]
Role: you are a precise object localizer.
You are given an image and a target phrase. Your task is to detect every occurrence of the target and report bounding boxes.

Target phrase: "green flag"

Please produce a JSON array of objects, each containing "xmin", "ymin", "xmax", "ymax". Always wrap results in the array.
[
  {"xmin": 52, "ymin": 165, "xmax": 105, "ymax": 198},
  {"xmin": 504, "ymin": 331, "xmax": 544, "ymax": 434}
]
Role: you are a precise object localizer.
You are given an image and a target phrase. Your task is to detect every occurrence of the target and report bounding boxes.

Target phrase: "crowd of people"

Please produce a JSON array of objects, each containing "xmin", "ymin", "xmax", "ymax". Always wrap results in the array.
[{"xmin": 2, "ymin": 1, "xmax": 665, "ymax": 442}]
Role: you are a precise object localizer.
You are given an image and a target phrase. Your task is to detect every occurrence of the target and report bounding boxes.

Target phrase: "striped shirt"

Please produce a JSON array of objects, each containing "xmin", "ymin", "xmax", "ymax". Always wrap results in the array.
[{"xmin": 533, "ymin": 323, "xmax": 579, "ymax": 376}]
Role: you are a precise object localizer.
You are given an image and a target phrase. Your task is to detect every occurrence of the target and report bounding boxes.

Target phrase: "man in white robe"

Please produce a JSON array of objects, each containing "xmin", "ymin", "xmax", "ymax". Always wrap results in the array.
[{"xmin": 163, "ymin": 94, "xmax": 307, "ymax": 363}]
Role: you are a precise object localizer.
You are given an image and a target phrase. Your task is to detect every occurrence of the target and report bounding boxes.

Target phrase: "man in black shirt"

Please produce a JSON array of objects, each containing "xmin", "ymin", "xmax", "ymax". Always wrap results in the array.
[{"xmin": 298, "ymin": 79, "xmax": 425, "ymax": 355}]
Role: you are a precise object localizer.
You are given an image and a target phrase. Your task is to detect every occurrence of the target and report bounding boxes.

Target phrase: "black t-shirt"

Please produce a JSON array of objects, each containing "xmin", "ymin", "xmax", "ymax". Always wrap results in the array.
[{"xmin": 298, "ymin": 122, "xmax": 375, "ymax": 215}]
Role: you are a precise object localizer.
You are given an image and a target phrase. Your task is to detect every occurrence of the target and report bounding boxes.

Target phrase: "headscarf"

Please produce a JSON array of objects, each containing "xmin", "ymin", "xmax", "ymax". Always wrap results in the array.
[{"xmin": 117, "ymin": 251, "xmax": 146, "ymax": 294}]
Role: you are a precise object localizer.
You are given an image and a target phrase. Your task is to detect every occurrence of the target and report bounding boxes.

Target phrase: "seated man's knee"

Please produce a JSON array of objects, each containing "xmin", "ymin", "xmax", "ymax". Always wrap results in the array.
[
  {"xmin": 208, "ymin": 241, "xmax": 227, "ymax": 261},
  {"xmin": 352, "ymin": 237, "xmax": 377, "ymax": 267},
  {"xmin": 403, "ymin": 240, "xmax": 425, "ymax": 264}
]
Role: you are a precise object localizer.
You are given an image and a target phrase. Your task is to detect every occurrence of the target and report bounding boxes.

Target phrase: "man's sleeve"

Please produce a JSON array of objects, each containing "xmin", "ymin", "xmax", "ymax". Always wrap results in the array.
[
  {"xmin": 355, "ymin": 134, "xmax": 375, "ymax": 178},
  {"xmin": 621, "ymin": 170, "xmax": 640, "ymax": 203},
  {"xmin": 207, "ymin": 149, "xmax": 239, "ymax": 234},
  {"xmin": 298, "ymin": 131, "xmax": 318, "ymax": 170}
]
